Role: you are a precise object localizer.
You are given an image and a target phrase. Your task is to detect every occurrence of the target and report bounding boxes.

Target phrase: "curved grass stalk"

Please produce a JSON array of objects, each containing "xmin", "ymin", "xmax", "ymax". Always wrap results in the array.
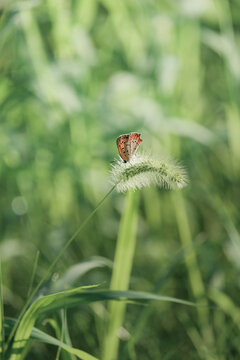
[{"xmin": 6, "ymin": 185, "xmax": 116, "ymax": 352}]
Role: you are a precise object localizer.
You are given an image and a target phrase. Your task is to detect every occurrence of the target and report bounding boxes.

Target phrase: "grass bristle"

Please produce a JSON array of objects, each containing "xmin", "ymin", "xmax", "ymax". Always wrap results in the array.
[{"xmin": 111, "ymin": 154, "xmax": 188, "ymax": 192}]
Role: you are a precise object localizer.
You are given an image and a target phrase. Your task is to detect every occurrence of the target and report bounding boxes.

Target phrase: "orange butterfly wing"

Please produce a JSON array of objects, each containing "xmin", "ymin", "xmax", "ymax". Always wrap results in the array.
[
  {"xmin": 116, "ymin": 134, "xmax": 130, "ymax": 162},
  {"xmin": 116, "ymin": 132, "xmax": 142, "ymax": 162}
]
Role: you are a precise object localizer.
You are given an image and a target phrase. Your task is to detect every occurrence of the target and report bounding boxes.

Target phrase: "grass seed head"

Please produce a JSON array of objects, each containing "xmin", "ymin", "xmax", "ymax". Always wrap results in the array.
[{"xmin": 110, "ymin": 153, "xmax": 188, "ymax": 192}]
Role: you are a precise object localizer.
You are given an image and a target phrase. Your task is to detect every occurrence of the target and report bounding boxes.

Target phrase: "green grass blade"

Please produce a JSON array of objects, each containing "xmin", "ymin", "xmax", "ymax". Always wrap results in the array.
[
  {"xmin": 44, "ymin": 315, "xmax": 75, "ymax": 360},
  {"xmin": 59, "ymin": 310, "xmax": 76, "ymax": 360},
  {"xmin": 0, "ymin": 261, "xmax": 4, "ymax": 360},
  {"xmin": 55, "ymin": 310, "xmax": 65, "ymax": 360},
  {"xmin": 53, "ymin": 309, "xmax": 76, "ymax": 360},
  {"xmin": 103, "ymin": 189, "xmax": 140, "ymax": 360},
  {"xmin": 9, "ymin": 287, "xmax": 195, "ymax": 360},
  {"xmin": 122, "ymin": 239, "xmax": 205, "ymax": 359},
  {"xmin": 27, "ymin": 251, "xmax": 40, "ymax": 298},
  {"xmin": 51, "ymin": 257, "xmax": 112, "ymax": 292},
  {"xmin": 6, "ymin": 185, "xmax": 116, "ymax": 350},
  {"xmin": 172, "ymin": 192, "xmax": 215, "ymax": 349},
  {"xmin": 209, "ymin": 289, "xmax": 240, "ymax": 331},
  {"xmin": 5, "ymin": 317, "xmax": 98, "ymax": 360}
]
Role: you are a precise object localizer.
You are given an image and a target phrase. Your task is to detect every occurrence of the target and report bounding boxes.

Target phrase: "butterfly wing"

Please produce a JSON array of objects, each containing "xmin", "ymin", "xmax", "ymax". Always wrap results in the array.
[
  {"xmin": 128, "ymin": 133, "xmax": 142, "ymax": 158},
  {"xmin": 116, "ymin": 134, "xmax": 130, "ymax": 162},
  {"xmin": 116, "ymin": 132, "xmax": 142, "ymax": 162}
]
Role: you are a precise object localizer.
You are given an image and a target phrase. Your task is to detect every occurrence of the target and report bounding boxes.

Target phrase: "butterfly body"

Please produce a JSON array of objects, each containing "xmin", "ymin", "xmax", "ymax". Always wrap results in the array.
[{"xmin": 116, "ymin": 132, "xmax": 142, "ymax": 162}]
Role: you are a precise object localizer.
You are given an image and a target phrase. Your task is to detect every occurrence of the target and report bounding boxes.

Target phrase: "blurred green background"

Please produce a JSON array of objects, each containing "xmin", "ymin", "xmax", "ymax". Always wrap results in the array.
[{"xmin": 1, "ymin": 0, "xmax": 240, "ymax": 359}]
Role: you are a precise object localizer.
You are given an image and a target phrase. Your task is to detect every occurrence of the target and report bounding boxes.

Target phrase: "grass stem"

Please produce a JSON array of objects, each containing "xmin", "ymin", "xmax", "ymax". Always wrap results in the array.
[
  {"xmin": 6, "ymin": 185, "xmax": 116, "ymax": 352},
  {"xmin": 103, "ymin": 189, "xmax": 140, "ymax": 360}
]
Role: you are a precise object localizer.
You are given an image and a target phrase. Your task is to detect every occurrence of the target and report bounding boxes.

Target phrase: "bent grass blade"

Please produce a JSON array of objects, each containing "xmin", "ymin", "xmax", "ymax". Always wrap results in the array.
[{"xmin": 9, "ymin": 287, "xmax": 196, "ymax": 360}]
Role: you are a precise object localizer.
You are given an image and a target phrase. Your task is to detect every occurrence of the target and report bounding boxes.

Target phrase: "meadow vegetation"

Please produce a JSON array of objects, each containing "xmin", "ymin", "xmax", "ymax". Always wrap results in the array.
[{"xmin": 0, "ymin": 0, "xmax": 240, "ymax": 359}]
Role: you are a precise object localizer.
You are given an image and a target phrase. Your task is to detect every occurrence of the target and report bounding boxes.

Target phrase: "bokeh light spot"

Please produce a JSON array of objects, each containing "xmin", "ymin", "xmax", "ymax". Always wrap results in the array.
[{"xmin": 11, "ymin": 196, "xmax": 28, "ymax": 215}]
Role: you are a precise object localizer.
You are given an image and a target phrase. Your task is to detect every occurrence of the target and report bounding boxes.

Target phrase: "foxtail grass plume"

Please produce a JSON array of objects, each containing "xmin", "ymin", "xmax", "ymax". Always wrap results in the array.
[{"xmin": 111, "ymin": 153, "xmax": 187, "ymax": 193}]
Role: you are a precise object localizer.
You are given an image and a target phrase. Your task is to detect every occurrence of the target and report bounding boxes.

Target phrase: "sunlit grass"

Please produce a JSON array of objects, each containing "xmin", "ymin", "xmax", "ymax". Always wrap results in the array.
[{"xmin": 0, "ymin": 0, "xmax": 240, "ymax": 359}]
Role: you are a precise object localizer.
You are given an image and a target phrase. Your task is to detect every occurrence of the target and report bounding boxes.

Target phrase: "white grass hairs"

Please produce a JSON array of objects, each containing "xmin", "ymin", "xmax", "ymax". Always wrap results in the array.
[{"xmin": 111, "ymin": 153, "xmax": 188, "ymax": 193}]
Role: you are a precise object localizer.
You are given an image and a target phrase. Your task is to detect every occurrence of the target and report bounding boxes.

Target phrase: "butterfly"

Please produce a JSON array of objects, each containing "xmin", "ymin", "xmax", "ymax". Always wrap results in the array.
[{"xmin": 116, "ymin": 132, "xmax": 142, "ymax": 162}]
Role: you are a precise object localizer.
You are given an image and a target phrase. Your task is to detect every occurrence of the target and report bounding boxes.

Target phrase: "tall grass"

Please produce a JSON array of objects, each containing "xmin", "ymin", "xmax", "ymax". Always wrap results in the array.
[
  {"xmin": 1, "ymin": 0, "xmax": 240, "ymax": 359},
  {"xmin": 2, "ymin": 157, "xmax": 186, "ymax": 359},
  {"xmin": 103, "ymin": 189, "xmax": 140, "ymax": 360},
  {"xmin": 1, "ymin": 155, "xmax": 187, "ymax": 360},
  {"xmin": 5, "ymin": 185, "xmax": 116, "ymax": 355}
]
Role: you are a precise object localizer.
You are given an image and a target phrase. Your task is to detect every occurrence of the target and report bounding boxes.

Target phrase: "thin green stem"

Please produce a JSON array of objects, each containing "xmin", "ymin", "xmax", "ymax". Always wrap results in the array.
[
  {"xmin": 103, "ymin": 189, "xmax": 140, "ymax": 360},
  {"xmin": 55, "ymin": 310, "xmax": 66, "ymax": 360},
  {"xmin": 172, "ymin": 192, "xmax": 215, "ymax": 356},
  {"xmin": 27, "ymin": 251, "xmax": 40, "ymax": 298},
  {"xmin": 6, "ymin": 185, "xmax": 116, "ymax": 351}
]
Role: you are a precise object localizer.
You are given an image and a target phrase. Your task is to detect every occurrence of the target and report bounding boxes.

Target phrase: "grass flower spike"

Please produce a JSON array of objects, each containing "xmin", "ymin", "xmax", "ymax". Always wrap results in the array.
[{"xmin": 111, "ymin": 153, "xmax": 187, "ymax": 192}]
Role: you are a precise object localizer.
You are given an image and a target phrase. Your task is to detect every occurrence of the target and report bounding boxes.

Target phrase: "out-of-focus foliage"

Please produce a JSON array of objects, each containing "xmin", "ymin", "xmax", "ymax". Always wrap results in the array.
[{"xmin": 1, "ymin": 0, "xmax": 240, "ymax": 359}]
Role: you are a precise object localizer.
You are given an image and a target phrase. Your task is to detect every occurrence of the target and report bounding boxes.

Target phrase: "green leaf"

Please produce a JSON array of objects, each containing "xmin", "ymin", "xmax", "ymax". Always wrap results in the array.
[
  {"xmin": 209, "ymin": 289, "xmax": 240, "ymax": 330},
  {"xmin": 4, "ymin": 318, "xmax": 98, "ymax": 360},
  {"xmin": 9, "ymin": 287, "xmax": 195, "ymax": 360},
  {"xmin": 51, "ymin": 257, "xmax": 112, "ymax": 292},
  {"xmin": 123, "ymin": 239, "xmax": 206, "ymax": 355},
  {"xmin": 50, "ymin": 310, "xmax": 76, "ymax": 360},
  {"xmin": 6, "ymin": 186, "xmax": 116, "ymax": 349}
]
